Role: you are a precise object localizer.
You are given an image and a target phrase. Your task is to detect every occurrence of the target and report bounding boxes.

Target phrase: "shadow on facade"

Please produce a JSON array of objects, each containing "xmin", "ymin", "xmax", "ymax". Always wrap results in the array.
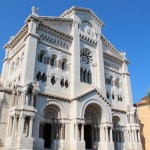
[{"xmin": 140, "ymin": 121, "xmax": 145, "ymax": 150}]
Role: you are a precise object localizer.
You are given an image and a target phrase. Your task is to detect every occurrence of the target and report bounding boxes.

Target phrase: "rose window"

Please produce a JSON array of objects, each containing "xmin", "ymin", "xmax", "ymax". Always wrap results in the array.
[{"xmin": 80, "ymin": 49, "xmax": 93, "ymax": 65}]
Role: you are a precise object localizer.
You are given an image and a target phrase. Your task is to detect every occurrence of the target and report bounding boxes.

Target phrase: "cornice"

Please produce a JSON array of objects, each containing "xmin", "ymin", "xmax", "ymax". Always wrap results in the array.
[
  {"xmin": 39, "ymin": 16, "xmax": 73, "ymax": 23},
  {"xmin": 38, "ymin": 92, "xmax": 70, "ymax": 102},
  {"xmin": 60, "ymin": 6, "xmax": 104, "ymax": 27},
  {"xmin": 103, "ymin": 52, "xmax": 123, "ymax": 63},
  {"xmin": 112, "ymin": 108, "xmax": 126, "ymax": 114},
  {"xmin": 4, "ymin": 24, "xmax": 28, "ymax": 49},
  {"xmin": 80, "ymin": 33, "xmax": 97, "ymax": 47},
  {"xmin": 101, "ymin": 34, "xmax": 125, "ymax": 59},
  {"xmin": 38, "ymin": 22, "xmax": 73, "ymax": 42}
]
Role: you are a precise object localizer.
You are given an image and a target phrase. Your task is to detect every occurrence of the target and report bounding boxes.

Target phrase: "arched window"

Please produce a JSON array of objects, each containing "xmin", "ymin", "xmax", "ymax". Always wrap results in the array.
[
  {"xmin": 105, "ymin": 73, "xmax": 107, "ymax": 84},
  {"xmin": 107, "ymin": 91, "xmax": 109, "ymax": 99},
  {"xmin": 60, "ymin": 78, "xmax": 64, "ymax": 88},
  {"xmin": 61, "ymin": 59, "xmax": 67, "ymax": 70},
  {"xmin": 117, "ymin": 95, "xmax": 120, "ymax": 101},
  {"xmin": 80, "ymin": 67, "xmax": 84, "ymax": 82},
  {"xmin": 51, "ymin": 54, "xmax": 57, "ymax": 67},
  {"xmin": 65, "ymin": 80, "xmax": 69, "ymax": 88},
  {"xmin": 115, "ymin": 78, "xmax": 120, "ymax": 88},
  {"xmin": 110, "ymin": 76, "xmax": 113, "ymax": 86},
  {"xmin": 16, "ymin": 57, "xmax": 20, "ymax": 67},
  {"xmin": 36, "ymin": 71, "xmax": 42, "ymax": 81},
  {"xmin": 38, "ymin": 51, "xmax": 46, "ymax": 63},
  {"xmin": 87, "ymin": 71, "xmax": 92, "ymax": 84},
  {"xmin": 83, "ymin": 69, "xmax": 87, "ymax": 83},
  {"xmin": 51, "ymin": 76, "xmax": 56, "ymax": 85},
  {"xmin": 112, "ymin": 93, "xmax": 115, "ymax": 100},
  {"xmin": 81, "ymin": 21, "xmax": 92, "ymax": 35},
  {"xmin": 42, "ymin": 73, "xmax": 47, "ymax": 82}
]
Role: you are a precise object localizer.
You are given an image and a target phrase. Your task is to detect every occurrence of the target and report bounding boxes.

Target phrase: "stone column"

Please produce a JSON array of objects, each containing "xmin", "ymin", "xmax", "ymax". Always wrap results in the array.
[
  {"xmin": 99, "ymin": 127, "xmax": 101, "ymax": 142},
  {"xmin": 81, "ymin": 124, "xmax": 84, "ymax": 141},
  {"xmin": 62, "ymin": 124, "xmax": 65, "ymax": 140},
  {"xmin": 18, "ymin": 116, "xmax": 22, "ymax": 136},
  {"xmin": 7, "ymin": 116, "xmax": 12, "ymax": 136},
  {"xmin": 51, "ymin": 124, "xmax": 54, "ymax": 141},
  {"xmin": 61, "ymin": 124, "xmax": 63, "ymax": 140},
  {"xmin": 110, "ymin": 128, "xmax": 113, "ymax": 142},
  {"xmin": 75, "ymin": 124, "xmax": 78, "ymax": 141},
  {"xmin": 12, "ymin": 116, "xmax": 17, "ymax": 136},
  {"xmin": 94, "ymin": 127, "xmax": 96, "ymax": 142},
  {"xmin": 138, "ymin": 130, "xmax": 141, "ymax": 143},
  {"xmin": 100, "ymin": 127, "xmax": 104, "ymax": 142},
  {"xmin": 105, "ymin": 127, "xmax": 108, "ymax": 142},
  {"xmin": 59, "ymin": 124, "xmax": 61, "ymax": 140},
  {"xmin": 20, "ymin": 116, "xmax": 25, "ymax": 135},
  {"xmin": 29, "ymin": 117, "xmax": 34, "ymax": 137}
]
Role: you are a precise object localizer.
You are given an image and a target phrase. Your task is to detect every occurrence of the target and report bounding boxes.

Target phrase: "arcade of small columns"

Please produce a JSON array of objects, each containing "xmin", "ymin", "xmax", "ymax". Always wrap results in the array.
[
  {"xmin": 7, "ymin": 87, "xmax": 36, "ymax": 138},
  {"xmin": 74, "ymin": 123, "xmax": 113, "ymax": 143},
  {"xmin": 39, "ymin": 122, "xmax": 66, "ymax": 140},
  {"xmin": 7, "ymin": 115, "xmax": 34, "ymax": 138}
]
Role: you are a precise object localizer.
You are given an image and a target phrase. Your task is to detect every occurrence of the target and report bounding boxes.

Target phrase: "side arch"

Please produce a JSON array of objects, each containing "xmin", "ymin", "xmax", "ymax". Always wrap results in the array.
[
  {"xmin": 80, "ymin": 99, "xmax": 111, "ymax": 122},
  {"xmin": 112, "ymin": 113, "xmax": 125, "ymax": 126},
  {"xmin": 39, "ymin": 100, "xmax": 68, "ymax": 119}
]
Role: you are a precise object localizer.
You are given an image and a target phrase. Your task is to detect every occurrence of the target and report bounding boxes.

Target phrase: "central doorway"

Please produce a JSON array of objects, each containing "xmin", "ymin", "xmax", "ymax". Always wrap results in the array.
[
  {"xmin": 43, "ymin": 123, "xmax": 52, "ymax": 148},
  {"xmin": 84, "ymin": 125, "xmax": 92, "ymax": 149}
]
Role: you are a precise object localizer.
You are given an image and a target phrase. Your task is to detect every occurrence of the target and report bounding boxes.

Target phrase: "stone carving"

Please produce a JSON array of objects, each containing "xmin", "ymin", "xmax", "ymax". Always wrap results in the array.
[{"xmin": 32, "ymin": 6, "xmax": 39, "ymax": 16}]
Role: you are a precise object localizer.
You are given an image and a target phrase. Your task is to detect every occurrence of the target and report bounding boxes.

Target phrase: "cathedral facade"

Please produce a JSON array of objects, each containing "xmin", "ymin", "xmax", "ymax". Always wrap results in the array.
[{"xmin": 0, "ymin": 6, "xmax": 142, "ymax": 150}]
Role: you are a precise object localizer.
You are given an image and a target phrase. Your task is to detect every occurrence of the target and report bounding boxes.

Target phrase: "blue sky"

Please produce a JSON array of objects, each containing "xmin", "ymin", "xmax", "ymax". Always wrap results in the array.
[{"xmin": 0, "ymin": 0, "xmax": 150, "ymax": 103}]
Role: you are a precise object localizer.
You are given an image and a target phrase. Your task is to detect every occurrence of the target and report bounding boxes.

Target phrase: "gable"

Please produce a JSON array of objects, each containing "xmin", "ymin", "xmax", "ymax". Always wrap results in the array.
[{"xmin": 60, "ymin": 6, "xmax": 104, "ymax": 28}]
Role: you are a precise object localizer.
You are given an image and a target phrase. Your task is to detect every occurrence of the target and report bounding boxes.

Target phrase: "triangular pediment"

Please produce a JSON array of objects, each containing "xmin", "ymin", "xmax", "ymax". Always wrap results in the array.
[
  {"xmin": 72, "ymin": 88, "xmax": 112, "ymax": 107},
  {"xmin": 60, "ymin": 6, "xmax": 104, "ymax": 28}
]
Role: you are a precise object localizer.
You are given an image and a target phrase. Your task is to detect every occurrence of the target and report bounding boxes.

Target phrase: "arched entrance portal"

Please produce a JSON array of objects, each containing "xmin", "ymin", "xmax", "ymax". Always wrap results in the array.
[
  {"xmin": 84, "ymin": 103, "xmax": 102, "ymax": 149},
  {"xmin": 39, "ymin": 104, "xmax": 66, "ymax": 149}
]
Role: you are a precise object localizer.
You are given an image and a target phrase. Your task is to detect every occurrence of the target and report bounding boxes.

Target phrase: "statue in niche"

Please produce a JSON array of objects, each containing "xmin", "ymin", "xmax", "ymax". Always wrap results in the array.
[{"xmin": 26, "ymin": 84, "xmax": 34, "ymax": 106}]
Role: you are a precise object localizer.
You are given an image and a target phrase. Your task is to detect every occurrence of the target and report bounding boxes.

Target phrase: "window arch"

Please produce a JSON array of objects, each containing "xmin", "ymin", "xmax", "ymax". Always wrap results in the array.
[
  {"xmin": 80, "ymin": 67, "xmax": 84, "ymax": 82},
  {"xmin": 42, "ymin": 73, "xmax": 47, "ymax": 82},
  {"xmin": 51, "ymin": 76, "xmax": 56, "ymax": 85},
  {"xmin": 61, "ymin": 58, "xmax": 67, "ymax": 70},
  {"xmin": 38, "ymin": 51, "xmax": 46, "ymax": 63},
  {"xmin": 51, "ymin": 54, "xmax": 57, "ymax": 67},
  {"xmin": 87, "ymin": 71, "xmax": 92, "ymax": 84},
  {"xmin": 16, "ymin": 57, "xmax": 20, "ymax": 67},
  {"xmin": 115, "ymin": 78, "xmax": 120, "ymax": 88},
  {"xmin": 81, "ymin": 21, "xmax": 92, "ymax": 35},
  {"xmin": 83, "ymin": 69, "xmax": 87, "ymax": 83},
  {"xmin": 110, "ymin": 76, "xmax": 113, "ymax": 85},
  {"xmin": 36, "ymin": 71, "xmax": 42, "ymax": 81},
  {"xmin": 60, "ymin": 78, "xmax": 65, "ymax": 88},
  {"xmin": 112, "ymin": 93, "xmax": 115, "ymax": 100},
  {"xmin": 65, "ymin": 80, "xmax": 69, "ymax": 88},
  {"xmin": 106, "ymin": 91, "xmax": 109, "ymax": 99}
]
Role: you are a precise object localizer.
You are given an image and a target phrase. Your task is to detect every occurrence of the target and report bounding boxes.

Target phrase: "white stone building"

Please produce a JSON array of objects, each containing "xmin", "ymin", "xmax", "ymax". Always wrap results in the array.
[{"xmin": 0, "ymin": 6, "xmax": 142, "ymax": 150}]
